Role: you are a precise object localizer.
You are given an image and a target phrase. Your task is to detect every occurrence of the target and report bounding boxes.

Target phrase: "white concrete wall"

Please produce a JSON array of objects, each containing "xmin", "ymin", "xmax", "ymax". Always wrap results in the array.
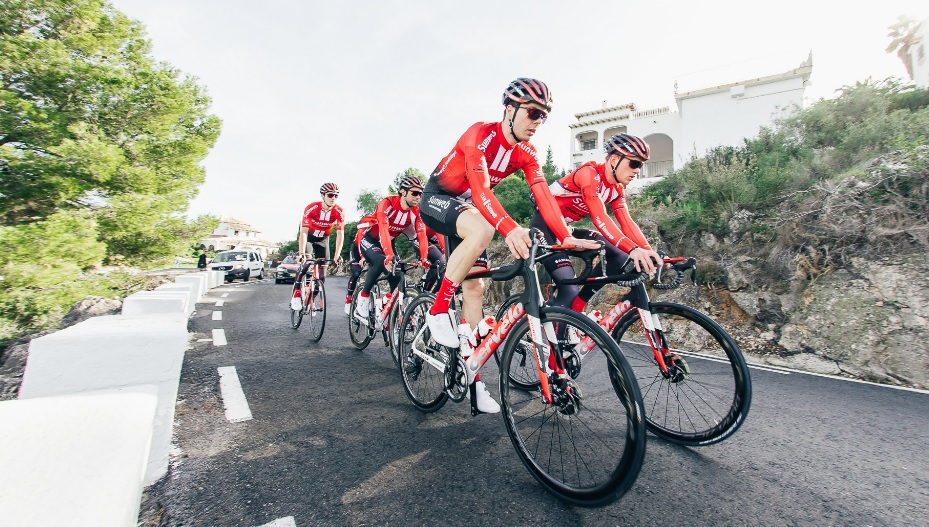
[
  {"xmin": 677, "ymin": 75, "xmax": 805, "ymax": 163},
  {"xmin": 18, "ymin": 312, "xmax": 189, "ymax": 485},
  {"xmin": 0, "ymin": 388, "xmax": 158, "ymax": 527},
  {"xmin": 910, "ymin": 18, "xmax": 929, "ymax": 89},
  {"xmin": 0, "ymin": 270, "xmax": 226, "ymax": 526}
]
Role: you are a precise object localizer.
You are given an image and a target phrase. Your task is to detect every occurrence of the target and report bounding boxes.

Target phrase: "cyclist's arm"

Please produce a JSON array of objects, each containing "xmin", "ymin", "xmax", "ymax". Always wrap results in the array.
[
  {"xmin": 610, "ymin": 192, "xmax": 652, "ymax": 250},
  {"xmin": 298, "ymin": 226, "xmax": 309, "ymax": 257},
  {"xmin": 435, "ymin": 232, "xmax": 446, "ymax": 253},
  {"xmin": 374, "ymin": 199, "xmax": 394, "ymax": 260},
  {"xmin": 462, "ymin": 145, "xmax": 518, "ymax": 236},
  {"xmin": 414, "ymin": 216, "xmax": 429, "ymax": 262},
  {"xmin": 524, "ymin": 163, "xmax": 571, "ymax": 242},
  {"xmin": 334, "ymin": 229, "xmax": 344, "ymax": 262}
]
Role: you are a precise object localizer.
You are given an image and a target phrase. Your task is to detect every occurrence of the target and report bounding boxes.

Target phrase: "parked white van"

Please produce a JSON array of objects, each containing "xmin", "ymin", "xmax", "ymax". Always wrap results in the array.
[{"xmin": 208, "ymin": 250, "xmax": 264, "ymax": 282}]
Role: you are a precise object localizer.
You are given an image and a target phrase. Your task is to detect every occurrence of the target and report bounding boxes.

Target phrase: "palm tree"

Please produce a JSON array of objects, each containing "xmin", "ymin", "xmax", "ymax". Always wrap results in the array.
[{"xmin": 886, "ymin": 15, "xmax": 923, "ymax": 80}]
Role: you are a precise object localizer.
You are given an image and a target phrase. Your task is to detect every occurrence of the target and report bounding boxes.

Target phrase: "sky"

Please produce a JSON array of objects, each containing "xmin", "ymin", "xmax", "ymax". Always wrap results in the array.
[{"xmin": 108, "ymin": 0, "xmax": 927, "ymax": 244}]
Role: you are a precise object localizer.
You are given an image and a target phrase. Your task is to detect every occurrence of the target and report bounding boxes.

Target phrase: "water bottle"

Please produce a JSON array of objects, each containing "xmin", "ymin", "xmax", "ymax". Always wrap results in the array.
[{"xmin": 458, "ymin": 316, "xmax": 495, "ymax": 358}]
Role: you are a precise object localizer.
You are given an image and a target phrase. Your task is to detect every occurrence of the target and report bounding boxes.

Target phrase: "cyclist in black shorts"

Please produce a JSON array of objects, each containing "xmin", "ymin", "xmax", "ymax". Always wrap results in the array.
[{"xmin": 292, "ymin": 183, "xmax": 345, "ymax": 311}]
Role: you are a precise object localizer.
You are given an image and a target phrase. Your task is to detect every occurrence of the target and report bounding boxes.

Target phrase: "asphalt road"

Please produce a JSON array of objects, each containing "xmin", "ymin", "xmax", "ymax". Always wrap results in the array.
[{"xmin": 139, "ymin": 276, "xmax": 929, "ymax": 527}]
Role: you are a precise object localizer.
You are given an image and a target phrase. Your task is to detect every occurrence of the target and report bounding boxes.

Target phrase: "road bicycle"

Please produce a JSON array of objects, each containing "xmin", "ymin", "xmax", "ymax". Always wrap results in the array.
[
  {"xmin": 395, "ymin": 232, "xmax": 646, "ymax": 506},
  {"xmin": 290, "ymin": 257, "xmax": 328, "ymax": 342},
  {"xmin": 348, "ymin": 259, "xmax": 421, "ymax": 365},
  {"xmin": 496, "ymin": 254, "xmax": 752, "ymax": 446}
]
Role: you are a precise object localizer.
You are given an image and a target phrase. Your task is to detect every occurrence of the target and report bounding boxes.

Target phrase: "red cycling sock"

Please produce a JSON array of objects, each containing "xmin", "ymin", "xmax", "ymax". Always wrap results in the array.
[
  {"xmin": 430, "ymin": 276, "xmax": 459, "ymax": 315},
  {"xmin": 571, "ymin": 297, "xmax": 587, "ymax": 312}
]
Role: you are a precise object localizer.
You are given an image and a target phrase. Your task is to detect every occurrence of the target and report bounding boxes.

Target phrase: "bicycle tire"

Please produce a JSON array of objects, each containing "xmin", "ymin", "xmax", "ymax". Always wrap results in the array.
[
  {"xmin": 388, "ymin": 287, "xmax": 420, "ymax": 367},
  {"xmin": 348, "ymin": 286, "xmax": 374, "ymax": 350},
  {"xmin": 396, "ymin": 293, "xmax": 449, "ymax": 412},
  {"xmin": 290, "ymin": 279, "xmax": 304, "ymax": 329},
  {"xmin": 612, "ymin": 302, "xmax": 752, "ymax": 446},
  {"xmin": 499, "ymin": 306, "xmax": 646, "ymax": 507},
  {"xmin": 307, "ymin": 280, "xmax": 326, "ymax": 342}
]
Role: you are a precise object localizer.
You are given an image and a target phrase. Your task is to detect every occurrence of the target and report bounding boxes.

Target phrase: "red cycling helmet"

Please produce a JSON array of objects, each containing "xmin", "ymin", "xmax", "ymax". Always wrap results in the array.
[
  {"xmin": 398, "ymin": 175, "xmax": 424, "ymax": 191},
  {"xmin": 319, "ymin": 182, "xmax": 339, "ymax": 194},
  {"xmin": 605, "ymin": 133, "xmax": 651, "ymax": 160},
  {"xmin": 503, "ymin": 78, "xmax": 553, "ymax": 112}
]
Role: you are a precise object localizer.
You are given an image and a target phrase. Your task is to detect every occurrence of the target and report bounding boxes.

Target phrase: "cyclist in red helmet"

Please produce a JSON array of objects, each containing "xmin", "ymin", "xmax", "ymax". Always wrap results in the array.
[
  {"xmin": 291, "ymin": 183, "xmax": 344, "ymax": 311},
  {"xmin": 352, "ymin": 176, "xmax": 431, "ymax": 321},
  {"xmin": 531, "ymin": 133, "xmax": 662, "ymax": 313},
  {"xmin": 419, "ymin": 77, "xmax": 598, "ymax": 414}
]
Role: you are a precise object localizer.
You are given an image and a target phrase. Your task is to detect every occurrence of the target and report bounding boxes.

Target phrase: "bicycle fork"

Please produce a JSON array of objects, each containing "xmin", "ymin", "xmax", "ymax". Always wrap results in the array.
[{"xmin": 575, "ymin": 297, "xmax": 678, "ymax": 378}]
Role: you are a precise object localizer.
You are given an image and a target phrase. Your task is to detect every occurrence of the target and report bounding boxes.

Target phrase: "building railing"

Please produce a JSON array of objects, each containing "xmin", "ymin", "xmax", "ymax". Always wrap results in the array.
[
  {"xmin": 632, "ymin": 106, "xmax": 671, "ymax": 119},
  {"xmin": 641, "ymin": 160, "xmax": 673, "ymax": 178}
]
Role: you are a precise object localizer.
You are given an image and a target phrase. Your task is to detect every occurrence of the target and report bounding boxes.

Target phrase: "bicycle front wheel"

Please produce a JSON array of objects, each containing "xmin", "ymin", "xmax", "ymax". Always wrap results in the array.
[
  {"xmin": 499, "ymin": 306, "xmax": 646, "ymax": 507},
  {"xmin": 348, "ymin": 286, "xmax": 373, "ymax": 350},
  {"xmin": 389, "ymin": 287, "xmax": 420, "ymax": 367},
  {"xmin": 290, "ymin": 282, "xmax": 304, "ymax": 329},
  {"xmin": 613, "ymin": 302, "xmax": 752, "ymax": 446},
  {"xmin": 396, "ymin": 293, "xmax": 448, "ymax": 412},
  {"xmin": 307, "ymin": 280, "xmax": 326, "ymax": 342}
]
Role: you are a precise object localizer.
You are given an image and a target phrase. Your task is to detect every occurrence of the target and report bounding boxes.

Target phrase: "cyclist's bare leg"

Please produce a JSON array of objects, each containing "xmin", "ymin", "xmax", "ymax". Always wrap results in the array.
[{"xmin": 447, "ymin": 210, "xmax": 493, "ymax": 326}]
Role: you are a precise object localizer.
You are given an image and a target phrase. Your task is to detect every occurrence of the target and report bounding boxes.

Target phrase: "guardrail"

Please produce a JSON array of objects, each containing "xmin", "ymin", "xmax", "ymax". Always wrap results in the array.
[{"xmin": 0, "ymin": 270, "xmax": 226, "ymax": 527}]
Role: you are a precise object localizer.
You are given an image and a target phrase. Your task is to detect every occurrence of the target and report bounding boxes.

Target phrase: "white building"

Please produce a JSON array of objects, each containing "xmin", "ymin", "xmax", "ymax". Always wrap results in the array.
[
  {"xmin": 199, "ymin": 217, "xmax": 277, "ymax": 258},
  {"xmin": 906, "ymin": 17, "xmax": 929, "ymax": 88},
  {"xmin": 569, "ymin": 54, "xmax": 813, "ymax": 190}
]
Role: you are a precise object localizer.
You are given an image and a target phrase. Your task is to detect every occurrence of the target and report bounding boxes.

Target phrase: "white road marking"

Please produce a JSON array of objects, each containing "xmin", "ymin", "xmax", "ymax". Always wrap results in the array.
[
  {"xmin": 255, "ymin": 517, "xmax": 296, "ymax": 527},
  {"xmin": 215, "ymin": 300, "xmax": 224, "ymax": 307},
  {"xmin": 212, "ymin": 311, "xmax": 222, "ymax": 321},
  {"xmin": 221, "ymin": 293, "xmax": 229, "ymax": 298},
  {"xmin": 197, "ymin": 338, "xmax": 212, "ymax": 342},
  {"xmin": 212, "ymin": 328, "xmax": 227, "ymax": 346},
  {"xmin": 746, "ymin": 363, "xmax": 790, "ymax": 374},
  {"xmin": 217, "ymin": 366, "xmax": 253, "ymax": 422},
  {"xmin": 747, "ymin": 362, "xmax": 929, "ymax": 394}
]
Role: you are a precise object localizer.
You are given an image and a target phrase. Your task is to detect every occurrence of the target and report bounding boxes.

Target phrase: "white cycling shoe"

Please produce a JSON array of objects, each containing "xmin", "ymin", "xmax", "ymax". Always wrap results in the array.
[
  {"xmin": 290, "ymin": 295, "xmax": 302, "ymax": 311},
  {"xmin": 426, "ymin": 311, "xmax": 459, "ymax": 347},
  {"xmin": 354, "ymin": 294, "xmax": 371, "ymax": 321},
  {"xmin": 344, "ymin": 302, "xmax": 351, "ymax": 315},
  {"xmin": 472, "ymin": 381, "xmax": 500, "ymax": 414}
]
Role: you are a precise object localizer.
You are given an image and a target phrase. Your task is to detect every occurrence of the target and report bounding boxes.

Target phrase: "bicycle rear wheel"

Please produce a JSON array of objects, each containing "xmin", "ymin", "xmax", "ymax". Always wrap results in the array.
[
  {"xmin": 348, "ymin": 286, "xmax": 374, "ymax": 350},
  {"xmin": 290, "ymin": 280, "xmax": 304, "ymax": 329},
  {"xmin": 307, "ymin": 280, "xmax": 326, "ymax": 342},
  {"xmin": 499, "ymin": 306, "xmax": 646, "ymax": 507},
  {"xmin": 491, "ymin": 294, "xmax": 540, "ymax": 391},
  {"xmin": 389, "ymin": 287, "xmax": 420, "ymax": 367},
  {"xmin": 396, "ymin": 293, "xmax": 448, "ymax": 412},
  {"xmin": 612, "ymin": 302, "xmax": 752, "ymax": 446}
]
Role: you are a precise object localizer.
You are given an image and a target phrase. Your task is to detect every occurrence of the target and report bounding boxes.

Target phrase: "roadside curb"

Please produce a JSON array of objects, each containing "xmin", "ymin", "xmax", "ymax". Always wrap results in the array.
[{"xmin": 0, "ymin": 270, "xmax": 225, "ymax": 527}]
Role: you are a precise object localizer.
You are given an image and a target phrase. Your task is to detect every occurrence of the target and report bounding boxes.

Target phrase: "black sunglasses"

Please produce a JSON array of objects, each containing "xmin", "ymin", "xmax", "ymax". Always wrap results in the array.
[
  {"xmin": 407, "ymin": 190, "xmax": 422, "ymax": 197},
  {"xmin": 627, "ymin": 159, "xmax": 644, "ymax": 169},
  {"xmin": 521, "ymin": 106, "xmax": 548, "ymax": 122},
  {"xmin": 325, "ymin": 193, "xmax": 339, "ymax": 198}
]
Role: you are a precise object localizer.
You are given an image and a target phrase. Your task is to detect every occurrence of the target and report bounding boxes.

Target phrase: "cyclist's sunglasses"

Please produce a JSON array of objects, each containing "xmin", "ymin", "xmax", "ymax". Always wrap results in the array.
[
  {"xmin": 407, "ymin": 190, "xmax": 423, "ymax": 197},
  {"xmin": 325, "ymin": 193, "xmax": 339, "ymax": 198},
  {"xmin": 521, "ymin": 106, "xmax": 548, "ymax": 122},
  {"xmin": 627, "ymin": 159, "xmax": 644, "ymax": 169}
]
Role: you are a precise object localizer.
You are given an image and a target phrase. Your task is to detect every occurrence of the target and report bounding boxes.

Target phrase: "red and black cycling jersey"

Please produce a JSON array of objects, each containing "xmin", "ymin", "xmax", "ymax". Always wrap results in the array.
[
  {"xmin": 366, "ymin": 196, "xmax": 428, "ymax": 261},
  {"xmin": 301, "ymin": 201, "xmax": 345, "ymax": 238},
  {"xmin": 549, "ymin": 161, "xmax": 651, "ymax": 253},
  {"xmin": 427, "ymin": 121, "xmax": 569, "ymax": 241}
]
